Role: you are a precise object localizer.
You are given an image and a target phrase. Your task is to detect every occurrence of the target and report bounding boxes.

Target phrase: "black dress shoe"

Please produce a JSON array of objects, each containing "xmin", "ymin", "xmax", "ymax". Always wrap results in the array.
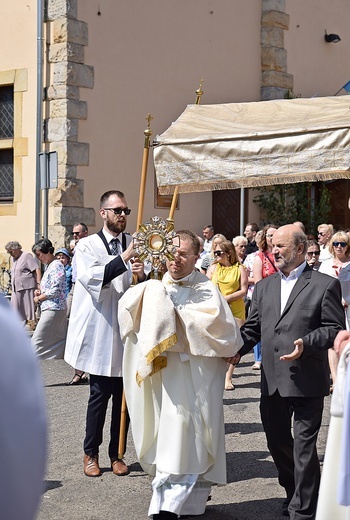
[
  {"xmin": 153, "ymin": 512, "xmax": 177, "ymax": 519},
  {"xmin": 282, "ymin": 499, "xmax": 290, "ymax": 517}
]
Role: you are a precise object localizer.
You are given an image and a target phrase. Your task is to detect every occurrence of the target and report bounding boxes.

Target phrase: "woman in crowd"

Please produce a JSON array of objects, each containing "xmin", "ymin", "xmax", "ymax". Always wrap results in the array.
[
  {"xmin": 243, "ymin": 230, "xmax": 263, "ymax": 370},
  {"xmin": 253, "ymin": 224, "xmax": 278, "ymax": 283},
  {"xmin": 305, "ymin": 239, "xmax": 321, "ymax": 271},
  {"xmin": 207, "ymin": 240, "xmax": 248, "ymax": 390},
  {"xmin": 317, "ymin": 223, "xmax": 334, "ymax": 262},
  {"xmin": 232, "ymin": 235, "xmax": 248, "ymax": 263},
  {"xmin": 31, "ymin": 238, "xmax": 67, "ymax": 359},
  {"xmin": 319, "ymin": 231, "xmax": 350, "ymax": 278},
  {"xmin": 319, "ymin": 231, "xmax": 350, "ymax": 390},
  {"xmin": 5, "ymin": 241, "xmax": 41, "ymax": 325},
  {"xmin": 250, "ymin": 225, "xmax": 277, "ymax": 372},
  {"xmin": 200, "ymin": 233, "xmax": 226, "ymax": 274}
]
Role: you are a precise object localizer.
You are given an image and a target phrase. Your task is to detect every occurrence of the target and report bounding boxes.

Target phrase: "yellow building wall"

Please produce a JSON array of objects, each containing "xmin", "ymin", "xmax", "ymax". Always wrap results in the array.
[{"xmin": 0, "ymin": 2, "xmax": 38, "ymax": 266}]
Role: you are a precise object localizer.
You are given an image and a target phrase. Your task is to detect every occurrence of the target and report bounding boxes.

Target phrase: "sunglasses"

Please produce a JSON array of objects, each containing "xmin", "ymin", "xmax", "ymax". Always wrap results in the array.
[
  {"xmin": 213, "ymin": 250, "xmax": 224, "ymax": 256},
  {"xmin": 104, "ymin": 207, "xmax": 131, "ymax": 215},
  {"xmin": 333, "ymin": 241, "xmax": 347, "ymax": 247},
  {"xmin": 306, "ymin": 251, "xmax": 320, "ymax": 256},
  {"xmin": 317, "ymin": 232, "xmax": 326, "ymax": 236}
]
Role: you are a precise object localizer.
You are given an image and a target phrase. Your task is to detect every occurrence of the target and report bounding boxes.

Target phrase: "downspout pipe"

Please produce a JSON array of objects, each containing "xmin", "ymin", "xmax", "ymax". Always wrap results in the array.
[
  {"xmin": 240, "ymin": 188, "xmax": 245, "ymax": 235},
  {"xmin": 35, "ymin": 0, "xmax": 44, "ymax": 242}
]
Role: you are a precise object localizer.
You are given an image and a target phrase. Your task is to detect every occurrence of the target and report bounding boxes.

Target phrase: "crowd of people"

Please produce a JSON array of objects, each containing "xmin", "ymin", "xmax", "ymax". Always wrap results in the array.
[{"xmin": 4, "ymin": 202, "xmax": 350, "ymax": 520}]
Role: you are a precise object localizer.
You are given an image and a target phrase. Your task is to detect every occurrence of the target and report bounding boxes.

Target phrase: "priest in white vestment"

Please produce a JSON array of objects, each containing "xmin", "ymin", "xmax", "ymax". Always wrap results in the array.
[
  {"xmin": 316, "ymin": 330, "xmax": 350, "ymax": 520},
  {"xmin": 119, "ymin": 230, "xmax": 243, "ymax": 519}
]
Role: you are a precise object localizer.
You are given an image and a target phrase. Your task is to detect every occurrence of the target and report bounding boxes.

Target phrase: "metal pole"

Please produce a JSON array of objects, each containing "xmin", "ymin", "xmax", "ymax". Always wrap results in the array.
[
  {"xmin": 43, "ymin": 153, "xmax": 48, "ymax": 239},
  {"xmin": 240, "ymin": 187, "xmax": 245, "ymax": 235},
  {"xmin": 35, "ymin": 0, "xmax": 44, "ymax": 242}
]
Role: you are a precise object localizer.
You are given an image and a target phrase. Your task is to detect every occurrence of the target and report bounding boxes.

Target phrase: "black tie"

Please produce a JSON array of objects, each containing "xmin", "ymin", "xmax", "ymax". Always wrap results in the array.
[{"xmin": 110, "ymin": 238, "xmax": 120, "ymax": 256}]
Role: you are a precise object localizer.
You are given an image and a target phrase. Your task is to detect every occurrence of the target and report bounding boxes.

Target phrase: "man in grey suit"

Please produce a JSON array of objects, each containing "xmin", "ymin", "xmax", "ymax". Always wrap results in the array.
[{"xmin": 230, "ymin": 224, "xmax": 345, "ymax": 520}]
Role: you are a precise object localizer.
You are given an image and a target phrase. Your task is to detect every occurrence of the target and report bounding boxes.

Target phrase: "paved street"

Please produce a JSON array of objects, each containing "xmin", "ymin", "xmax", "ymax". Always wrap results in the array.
[{"xmin": 37, "ymin": 354, "xmax": 331, "ymax": 520}]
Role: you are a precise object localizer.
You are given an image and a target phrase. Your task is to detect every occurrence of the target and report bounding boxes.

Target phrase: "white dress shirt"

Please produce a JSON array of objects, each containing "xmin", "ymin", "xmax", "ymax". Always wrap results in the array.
[{"xmin": 278, "ymin": 261, "xmax": 306, "ymax": 314}]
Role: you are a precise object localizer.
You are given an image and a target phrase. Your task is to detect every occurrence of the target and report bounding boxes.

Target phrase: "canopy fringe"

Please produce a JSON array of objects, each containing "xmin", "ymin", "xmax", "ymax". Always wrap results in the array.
[{"xmin": 158, "ymin": 170, "xmax": 350, "ymax": 195}]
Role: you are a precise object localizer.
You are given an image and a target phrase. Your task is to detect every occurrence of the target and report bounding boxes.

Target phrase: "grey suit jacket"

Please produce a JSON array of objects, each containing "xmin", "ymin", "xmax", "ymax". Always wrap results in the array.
[{"xmin": 240, "ymin": 264, "xmax": 346, "ymax": 397}]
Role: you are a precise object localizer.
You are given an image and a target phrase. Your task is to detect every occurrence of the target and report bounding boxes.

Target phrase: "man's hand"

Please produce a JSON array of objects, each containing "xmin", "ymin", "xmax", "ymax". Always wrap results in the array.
[
  {"xmin": 122, "ymin": 240, "xmax": 136, "ymax": 263},
  {"xmin": 131, "ymin": 257, "xmax": 146, "ymax": 282},
  {"xmin": 280, "ymin": 338, "xmax": 304, "ymax": 361},
  {"xmin": 334, "ymin": 330, "xmax": 350, "ymax": 357},
  {"xmin": 225, "ymin": 353, "xmax": 241, "ymax": 365}
]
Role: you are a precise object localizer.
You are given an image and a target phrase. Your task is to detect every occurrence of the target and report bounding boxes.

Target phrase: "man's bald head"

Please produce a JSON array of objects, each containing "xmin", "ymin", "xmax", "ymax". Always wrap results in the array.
[{"xmin": 272, "ymin": 225, "xmax": 307, "ymax": 276}]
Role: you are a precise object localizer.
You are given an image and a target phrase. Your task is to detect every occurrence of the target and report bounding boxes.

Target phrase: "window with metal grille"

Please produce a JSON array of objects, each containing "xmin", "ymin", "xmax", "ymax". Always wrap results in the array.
[
  {"xmin": 0, "ymin": 149, "xmax": 14, "ymax": 201},
  {"xmin": 0, "ymin": 86, "xmax": 14, "ymax": 138}
]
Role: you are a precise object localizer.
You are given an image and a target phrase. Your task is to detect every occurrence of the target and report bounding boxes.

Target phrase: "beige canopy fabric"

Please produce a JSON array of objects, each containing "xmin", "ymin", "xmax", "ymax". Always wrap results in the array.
[{"xmin": 153, "ymin": 96, "xmax": 350, "ymax": 194}]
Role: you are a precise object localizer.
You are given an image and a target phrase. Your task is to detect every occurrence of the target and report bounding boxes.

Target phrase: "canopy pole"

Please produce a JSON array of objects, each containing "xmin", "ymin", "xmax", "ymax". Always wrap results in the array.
[
  {"xmin": 195, "ymin": 77, "xmax": 204, "ymax": 105},
  {"xmin": 118, "ymin": 114, "xmax": 153, "ymax": 460},
  {"xmin": 168, "ymin": 78, "xmax": 204, "ymax": 221},
  {"xmin": 136, "ymin": 114, "xmax": 153, "ymax": 229},
  {"xmin": 168, "ymin": 186, "xmax": 179, "ymax": 220}
]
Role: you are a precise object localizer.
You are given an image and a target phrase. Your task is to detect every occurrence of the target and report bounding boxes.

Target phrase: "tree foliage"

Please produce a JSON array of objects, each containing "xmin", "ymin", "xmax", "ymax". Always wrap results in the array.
[{"xmin": 252, "ymin": 182, "xmax": 331, "ymax": 236}]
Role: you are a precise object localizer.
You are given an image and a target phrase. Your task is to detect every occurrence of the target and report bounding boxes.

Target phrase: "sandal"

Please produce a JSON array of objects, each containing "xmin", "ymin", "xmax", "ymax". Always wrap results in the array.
[
  {"xmin": 225, "ymin": 382, "xmax": 234, "ymax": 391},
  {"xmin": 252, "ymin": 362, "xmax": 261, "ymax": 370},
  {"xmin": 67, "ymin": 372, "xmax": 88, "ymax": 386}
]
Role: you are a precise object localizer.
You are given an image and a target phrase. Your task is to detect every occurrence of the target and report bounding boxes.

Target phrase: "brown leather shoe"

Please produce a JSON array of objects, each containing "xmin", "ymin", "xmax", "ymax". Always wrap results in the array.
[
  {"xmin": 84, "ymin": 454, "xmax": 101, "ymax": 477},
  {"xmin": 110, "ymin": 458, "xmax": 130, "ymax": 476}
]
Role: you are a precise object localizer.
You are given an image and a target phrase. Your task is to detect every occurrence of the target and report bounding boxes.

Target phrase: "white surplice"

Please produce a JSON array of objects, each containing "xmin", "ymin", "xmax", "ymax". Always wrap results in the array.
[
  {"xmin": 119, "ymin": 270, "xmax": 243, "ymax": 517},
  {"xmin": 316, "ymin": 342, "xmax": 350, "ymax": 519},
  {"xmin": 64, "ymin": 232, "xmax": 132, "ymax": 377}
]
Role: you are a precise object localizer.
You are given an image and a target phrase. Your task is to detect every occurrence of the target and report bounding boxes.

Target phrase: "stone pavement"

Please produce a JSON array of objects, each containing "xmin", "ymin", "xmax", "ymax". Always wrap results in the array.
[{"xmin": 36, "ymin": 354, "xmax": 331, "ymax": 520}]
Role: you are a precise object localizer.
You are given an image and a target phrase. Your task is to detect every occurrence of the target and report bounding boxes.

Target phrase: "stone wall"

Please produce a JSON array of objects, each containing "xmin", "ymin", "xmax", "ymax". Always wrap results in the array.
[
  {"xmin": 44, "ymin": 0, "xmax": 95, "ymax": 247},
  {"xmin": 261, "ymin": 0, "xmax": 293, "ymax": 100}
]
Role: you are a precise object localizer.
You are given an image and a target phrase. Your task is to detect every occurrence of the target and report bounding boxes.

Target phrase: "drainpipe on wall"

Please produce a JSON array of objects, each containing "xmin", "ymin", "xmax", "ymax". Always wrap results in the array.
[
  {"xmin": 240, "ymin": 188, "xmax": 245, "ymax": 235},
  {"xmin": 35, "ymin": 0, "xmax": 44, "ymax": 242}
]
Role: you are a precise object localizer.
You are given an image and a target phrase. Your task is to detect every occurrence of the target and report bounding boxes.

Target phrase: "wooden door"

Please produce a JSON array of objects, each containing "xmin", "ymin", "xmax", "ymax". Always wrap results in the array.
[
  {"xmin": 212, "ymin": 189, "xmax": 242, "ymax": 241},
  {"xmin": 328, "ymin": 180, "xmax": 350, "ymax": 230}
]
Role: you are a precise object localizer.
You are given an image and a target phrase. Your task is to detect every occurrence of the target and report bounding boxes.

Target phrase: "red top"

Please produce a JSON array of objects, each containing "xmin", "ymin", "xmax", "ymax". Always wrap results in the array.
[{"xmin": 258, "ymin": 251, "xmax": 277, "ymax": 278}]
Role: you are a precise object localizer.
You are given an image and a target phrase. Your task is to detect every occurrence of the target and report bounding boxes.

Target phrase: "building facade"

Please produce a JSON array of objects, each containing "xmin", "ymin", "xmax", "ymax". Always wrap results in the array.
[{"xmin": 0, "ymin": 0, "xmax": 350, "ymax": 266}]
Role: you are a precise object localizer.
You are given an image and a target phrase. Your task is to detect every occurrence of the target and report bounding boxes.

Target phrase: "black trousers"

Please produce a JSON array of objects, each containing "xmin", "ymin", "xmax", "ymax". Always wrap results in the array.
[
  {"xmin": 260, "ymin": 390, "xmax": 324, "ymax": 520},
  {"xmin": 83, "ymin": 374, "xmax": 129, "ymax": 459}
]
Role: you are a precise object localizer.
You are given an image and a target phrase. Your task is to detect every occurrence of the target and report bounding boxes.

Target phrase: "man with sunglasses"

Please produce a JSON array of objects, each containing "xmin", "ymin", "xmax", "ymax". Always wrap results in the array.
[
  {"xmin": 65, "ymin": 190, "xmax": 145, "ymax": 478},
  {"xmin": 72, "ymin": 222, "xmax": 88, "ymax": 242},
  {"xmin": 67, "ymin": 222, "xmax": 88, "ymax": 315}
]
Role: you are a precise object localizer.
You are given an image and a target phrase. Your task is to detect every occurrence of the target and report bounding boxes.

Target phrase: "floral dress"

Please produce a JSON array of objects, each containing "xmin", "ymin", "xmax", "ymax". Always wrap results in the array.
[{"xmin": 32, "ymin": 259, "xmax": 67, "ymax": 359}]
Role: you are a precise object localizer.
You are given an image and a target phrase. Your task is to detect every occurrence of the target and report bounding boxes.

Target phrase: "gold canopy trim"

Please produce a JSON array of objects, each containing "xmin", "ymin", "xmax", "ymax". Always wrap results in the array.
[{"xmin": 153, "ymin": 96, "xmax": 350, "ymax": 193}]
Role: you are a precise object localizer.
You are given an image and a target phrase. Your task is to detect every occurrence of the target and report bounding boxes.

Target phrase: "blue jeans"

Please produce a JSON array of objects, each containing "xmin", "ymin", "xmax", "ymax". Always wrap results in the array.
[{"xmin": 254, "ymin": 342, "xmax": 262, "ymax": 362}]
